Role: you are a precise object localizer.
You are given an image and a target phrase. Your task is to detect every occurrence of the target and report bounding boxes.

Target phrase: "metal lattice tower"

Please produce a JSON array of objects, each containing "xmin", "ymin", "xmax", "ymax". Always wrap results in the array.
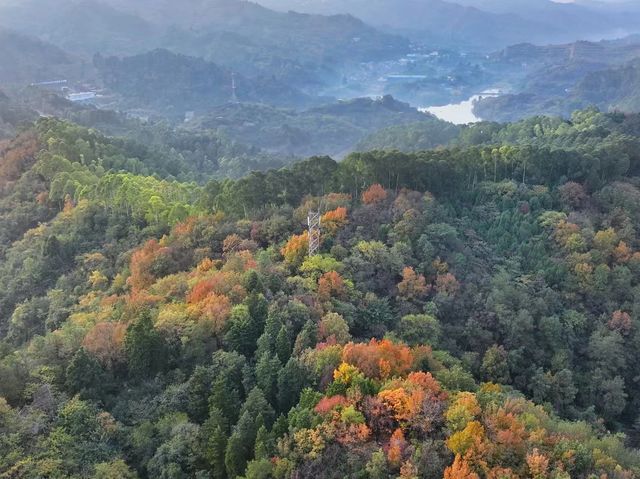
[
  {"xmin": 231, "ymin": 72, "xmax": 239, "ymax": 103},
  {"xmin": 307, "ymin": 210, "xmax": 321, "ymax": 257}
]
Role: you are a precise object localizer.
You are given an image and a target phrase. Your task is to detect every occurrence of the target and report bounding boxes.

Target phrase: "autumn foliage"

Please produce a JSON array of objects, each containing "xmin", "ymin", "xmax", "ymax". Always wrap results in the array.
[
  {"xmin": 128, "ymin": 240, "xmax": 167, "ymax": 292},
  {"xmin": 444, "ymin": 455, "xmax": 480, "ymax": 479},
  {"xmin": 342, "ymin": 339, "xmax": 413, "ymax": 380},
  {"xmin": 397, "ymin": 267, "xmax": 429, "ymax": 301},
  {"xmin": 83, "ymin": 321, "xmax": 126, "ymax": 369},
  {"xmin": 362, "ymin": 183, "xmax": 388, "ymax": 205},
  {"xmin": 321, "ymin": 207, "xmax": 348, "ymax": 236},
  {"xmin": 281, "ymin": 231, "xmax": 309, "ymax": 265},
  {"xmin": 318, "ymin": 270, "xmax": 346, "ymax": 301}
]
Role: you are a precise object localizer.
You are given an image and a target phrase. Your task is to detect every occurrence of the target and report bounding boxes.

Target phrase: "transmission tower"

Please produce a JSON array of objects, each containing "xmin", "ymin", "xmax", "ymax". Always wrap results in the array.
[
  {"xmin": 307, "ymin": 210, "xmax": 321, "ymax": 257},
  {"xmin": 231, "ymin": 72, "xmax": 239, "ymax": 103}
]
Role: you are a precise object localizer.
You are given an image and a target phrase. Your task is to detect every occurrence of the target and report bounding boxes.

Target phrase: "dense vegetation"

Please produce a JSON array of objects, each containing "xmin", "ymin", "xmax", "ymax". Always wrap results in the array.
[
  {"xmin": 190, "ymin": 96, "xmax": 432, "ymax": 157},
  {"xmin": 2, "ymin": 108, "xmax": 640, "ymax": 477},
  {"xmin": 0, "ymin": 0, "xmax": 408, "ymax": 90},
  {"xmin": 476, "ymin": 39, "xmax": 640, "ymax": 122},
  {"xmin": 94, "ymin": 49, "xmax": 318, "ymax": 116}
]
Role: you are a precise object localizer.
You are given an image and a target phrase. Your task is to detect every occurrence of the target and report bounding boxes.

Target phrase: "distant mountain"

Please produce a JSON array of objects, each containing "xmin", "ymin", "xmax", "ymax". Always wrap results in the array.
[
  {"xmin": 94, "ymin": 49, "xmax": 322, "ymax": 117},
  {"xmin": 258, "ymin": 0, "xmax": 640, "ymax": 50},
  {"xmin": 475, "ymin": 59, "xmax": 640, "ymax": 122},
  {"xmin": 475, "ymin": 39, "xmax": 640, "ymax": 121},
  {"xmin": 575, "ymin": 0, "xmax": 640, "ymax": 14},
  {"xmin": 0, "ymin": 1, "xmax": 159, "ymax": 57},
  {"xmin": 0, "ymin": 0, "xmax": 408, "ymax": 88},
  {"xmin": 0, "ymin": 29, "xmax": 86, "ymax": 85}
]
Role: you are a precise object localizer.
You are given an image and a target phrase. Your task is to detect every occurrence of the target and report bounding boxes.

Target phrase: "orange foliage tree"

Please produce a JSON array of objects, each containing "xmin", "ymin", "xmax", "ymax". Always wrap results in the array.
[
  {"xmin": 386, "ymin": 428, "xmax": 407, "ymax": 466},
  {"xmin": 444, "ymin": 455, "xmax": 480, "ymax": 479},
  {"xmin": 321, "ymin": 207, "xmax": 348, "ymax": 236},
  {"xmin": 342, "ymin": 339, "xmax": 413, "ymax": 380},
  {"xmin": 318, "ymin": 271, "xmax": 347, "ymax": 301},
  {"xmin": 526, "ymin": 448, "xmax": 550, "ymax": 479},
  {"xmin": 362, "ymin": 184, "xmax": 388, "ymax": 205},
  {"xmin": 196, "ymin": 293, "xmax": 232, "ymax": 334},
  {"xmin": 127, "ymin": 239, "xmax": 174, "ymax": 292},
  {"xmin": 613, "ymin": 241, "xmax": 632, "ymax": 263},
  {"xmin": 435, "ymin": 272, "xmax": 460, "ymax": 297},
  {"xmin": 0, "ymin": 131, "xmax": 39, "ymax": 190},
  {"xmin": 82, "ymin": 321, "xmax": 127, "ymax": 369},
  {"xmin": 281, "ymin": 231, "xmax": 309, "ymax": 265},
  {"xmin": 608, "ymin": 310, "xmax": 632, "ymax": 335},
  {"xmin": 314, "ymin": 395, "xmax": 349, "ymax": 415},
  {"xmin": 397, "ymin": 267, "xmax": 430, "ymax": 301}
]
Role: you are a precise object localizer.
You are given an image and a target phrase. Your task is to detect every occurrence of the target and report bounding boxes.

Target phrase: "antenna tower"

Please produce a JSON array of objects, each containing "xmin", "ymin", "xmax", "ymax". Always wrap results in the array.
[
  {"xmin": 231, "ymin": 72, "xmax": 238, "ymax": 103},
  {"xmin": 307, "ymin": 210, "xmax": 321, "ymax": 257}
]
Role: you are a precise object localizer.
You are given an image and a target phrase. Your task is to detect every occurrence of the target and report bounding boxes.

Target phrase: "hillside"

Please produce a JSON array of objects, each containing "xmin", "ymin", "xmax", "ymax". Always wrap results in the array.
[
  {"xmin": 191, "ymin": 96, "xmax": 432, "ymax": 157},
  {"xmin": 257, "ymin": 0, "xmax": 640, "ymax": 50},
  {"xmin": 0, "ymin": 0, "xmax": 408, "ymax": 88},
  {"xmin": 0, "ymin": 29, "xmax": 86, "ymax": 85},
  {"xmin": 94, "ymin": 49, "xmax": 320, "ymax": 116},
  {"xmin": 476, "ymin": 58, "xmax": 640, "ymax": 122},
  {"xmin": 2, "ymin": 110, "xmax": 640, "ymax": 476}
]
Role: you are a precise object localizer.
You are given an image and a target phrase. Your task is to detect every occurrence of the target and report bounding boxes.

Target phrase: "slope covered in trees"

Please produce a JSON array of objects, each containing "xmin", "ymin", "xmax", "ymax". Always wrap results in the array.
[
  {"xmin": 0, "ymin": 0, "xmax": 407, "ymax": 89},
  {"xmin": 191, "ymin": 96, "xmax": 432, "ymax": 157},
  {"xmin": 475, "ymin": 39, "xmax": 640, "ymax": 122},
  {"xmin": 94, "ymin": 49, "xmax": 320, "ymax": 115},
  {"xmin": 2, "ymin": 109, "xmax": 640, "ymax": 477}
]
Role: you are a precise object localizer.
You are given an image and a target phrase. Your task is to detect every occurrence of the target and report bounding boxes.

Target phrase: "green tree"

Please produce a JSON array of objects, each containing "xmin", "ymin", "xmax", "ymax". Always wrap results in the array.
[
  {"xmin": 202, "ymin": 407, "xmax": 229, "ymax": 479},
  {"xmin": 275, "ymin": 325, "xmax": 291, "ymax": 364},
  {"xmin": 124, "ymin": 311, "xmax": 167, "ymax": 378},
  {"xmin": 66, "ymin": 347, "xmax": 110, "ymax": 400},
  {"xmin": 93, "ymin": 459, "xmax": 139, "ymax": 479},
  {"xmin": 394, "ymin": 314, "xmax": 441, "ymax": 347},
  {"xmin": 277, "ymin": 358, "xmax": 307, "ymax": 413},
  {"xmin": 255, "ymin": 353, "xmax": 281, "ymax": 406}
]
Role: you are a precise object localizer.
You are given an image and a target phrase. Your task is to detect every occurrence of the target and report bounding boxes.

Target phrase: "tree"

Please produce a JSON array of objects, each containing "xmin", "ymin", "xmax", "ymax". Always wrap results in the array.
[
  {"xmin": 225, "ymin": 412, "xmax": 256, "ymax": 478},
  {"xmin": 93, "ymin": 459, "xmax": 139, "ymax": 479},
  {"xmin": 394, "ymin": 314, "xmax": 440, "ymax": 347},
  {"xmin": 241, "ymin": 388, "xmax": 275, "ymax": 428},
  {"xmin": 254, "ymin": 424, "xmax": 273, "ymax": 460},
  {"xmin": 397, "ymin": 267, "xmax": 429, "ymax": 302},
  {"xmin": 255, "ymin": 353, "xmax": 281, "ymax": 406},
  {"xmin": 275, "ymin": 325, "xmax": 291, "ymax": 364},
  {"xmin": 341, "ymin": 339, "xmax": 413, "ymax": 380},
  {"xmin": 318, "ymin": 271, "xmax": 347, "ymax": 301},
  {"xmin": 7, "ymin": 297, "xmax": 50, "ymax": 346},
  {"xmin": 318, "ymin": 312, "xmax": 351, "ymax": 344},
  {"xmin": 124, "ymin": 311, "xmax": 167, "ymax": 378},
  {"xmin": 444, "ymin": 455, "xmax": 479, "ymax": 479},
  {"xmin": 83, "ymin": 322, "xmax": 127, "ymax": 370},
  {"xmin": 209, "ymin": 378, "xmax": 242, "ymax": 428},
  {"xmin": 147, "ymin": 422, "xmax": 202, "ymax": 479},
  {"xmin": 362, "ymin": 184, "xmax": 388, "ymax": 205},
  {"xmin": 481, "ymin": 345, "xmax": 510, "ymax": 384},
  {"xmin": 225, "ymin": 305, "xmax": 259, "ymax": 357},
  {"xmin": 243, "ymin": 459, "xmax": 274, "ymax": 479},
  {"xmin": 281, "ymin": 231, "xmax": 309, "ymax": 266},
  {"xmin": 66, "ymin": 348, "xmax": 110, "ymax": 400},
  {"xmin": 321, "ymin": 207, "xmax": 348, "ymax": 236},
  {"xmin": 277, "ymin": 358, "xmax": 308, "ymax": 413},
  {"xmin": 202, "ymin": 408, "xmax": 229, "ymax": 479}
]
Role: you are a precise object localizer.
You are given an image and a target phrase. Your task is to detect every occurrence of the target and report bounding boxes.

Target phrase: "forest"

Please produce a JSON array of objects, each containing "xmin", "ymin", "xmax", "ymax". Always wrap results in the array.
[{"xmin": 1, "ymin": 108, "xmax": 640, "ymax": 478}]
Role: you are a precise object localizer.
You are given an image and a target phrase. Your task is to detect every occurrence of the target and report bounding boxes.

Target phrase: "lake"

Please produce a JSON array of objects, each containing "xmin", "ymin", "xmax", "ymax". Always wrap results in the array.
[{"xmin": 421, "ymin": 90, "xmax": 500, "ymax": 124}]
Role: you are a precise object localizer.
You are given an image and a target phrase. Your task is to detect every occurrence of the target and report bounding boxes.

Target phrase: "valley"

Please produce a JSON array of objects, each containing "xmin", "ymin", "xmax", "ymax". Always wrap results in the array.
[{"xmin": 3, "ymin": 1, "xmax": 640, "ymax": 478}]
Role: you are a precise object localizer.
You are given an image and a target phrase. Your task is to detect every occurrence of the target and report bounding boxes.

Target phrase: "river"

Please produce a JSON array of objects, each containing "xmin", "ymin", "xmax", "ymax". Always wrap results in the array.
[{"xmin": 420, "ymin": 89, "xmax": 500, "ymax": 125}]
